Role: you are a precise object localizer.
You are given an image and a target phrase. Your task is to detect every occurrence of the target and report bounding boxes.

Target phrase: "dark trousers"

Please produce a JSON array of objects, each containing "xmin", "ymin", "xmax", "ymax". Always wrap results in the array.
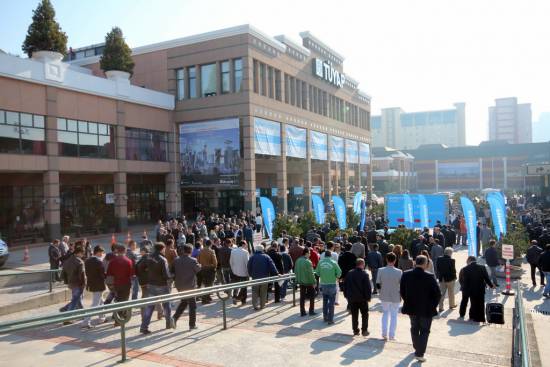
[
  {"xmin": 197, "ymin": 268, "xmax": 215, "ymax": 302},
  {"xmin": 299, "ymin": 285, "xmax": 315, "ymax": 315},
  {"xmin": 173, "ymin": 297, "xmax": 197, "ymax": 327},
  {"xmin": 460, "ymin": 293, "xmax": 485, "ymax": 322},
  {"xmin": 232, "ymin": 275, "xmax": 248, "ymax": 302},
  {"xmin": 530, "ymin": 263, "xmax": 545, "ymax": 286},
  {"xmin": 114, "ymin": 284, "xmax": 131, "ymax": 303},
  {"xmin": 273, "ymin": 281, "xmax": 281, "ymax": 303},
  {"xmin": 50, "ymin": 263, "xmax": 60, "ymax": 281},
  {"xmin": 350, "ymin": 301, "xmax": 369, "ymax": 333},
  {"xmin": 409, "ymin": 315, "xmax": 433, "ymax": 357}
]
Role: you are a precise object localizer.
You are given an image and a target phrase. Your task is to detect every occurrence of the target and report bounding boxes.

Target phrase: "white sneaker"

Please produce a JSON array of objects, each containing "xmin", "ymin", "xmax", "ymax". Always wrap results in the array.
[{"xmin": 415, "ymin": 356, "xmax": 427, "ymax": 362}]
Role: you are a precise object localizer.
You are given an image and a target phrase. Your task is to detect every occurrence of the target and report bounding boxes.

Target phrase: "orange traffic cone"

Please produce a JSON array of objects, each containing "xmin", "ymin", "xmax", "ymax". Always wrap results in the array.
[
  {"xmin": 23, "ymin": 246, "xmax": 30, "ymax": 263},
  {"xmin": 111, "ymin": 233, "xmax": 116, "ymax": 245}
]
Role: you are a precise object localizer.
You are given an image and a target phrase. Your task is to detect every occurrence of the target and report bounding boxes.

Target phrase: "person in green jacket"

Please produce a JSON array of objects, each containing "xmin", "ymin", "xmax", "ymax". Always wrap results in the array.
[
  {"xmin": 294, "ymin": 247, "xmax": 316, "ymax": 316},
  {"xmin": 315, "ymin": 250, "xmax": 342, "ymax": 324}
]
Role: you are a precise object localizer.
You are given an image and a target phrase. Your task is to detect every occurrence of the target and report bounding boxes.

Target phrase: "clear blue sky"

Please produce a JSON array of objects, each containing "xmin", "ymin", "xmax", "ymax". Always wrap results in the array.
[{"xmin": 1, "ymin": 0, "xmax": 549, "ymax": 144}]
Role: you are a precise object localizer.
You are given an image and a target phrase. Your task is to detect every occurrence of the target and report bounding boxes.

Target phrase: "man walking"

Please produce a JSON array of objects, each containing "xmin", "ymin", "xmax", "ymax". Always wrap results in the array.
[
  {"xmin": 171, "ymin": 244, "xmax": 201, "ymax": 330},
  {"xmin": 376, "ymin": 252, "xmax": 402, "ymax": 341},
  {"xmin": 400, "ymin": 255, "xmax": 441, "ymax": 362},
  {"xmin": 48, "ymin": 239, "xmax": 62, "ymax": 281},
  {"xmin": 344, "ymin": 258, "xmax": 372, "ymax": 336},
  {"xmin": 436, "ymin": 247, "xmax": 457, "ymax": 313},
  {"xmin": 247, "ymin": 244, "xmax": 279, "ymax": 310},
  {"xmin": 267, "ymin": 241, "xmax": 284, "ymax": 303},
  {"xmin": 60, "ymin": 246, "xmax": 87, "ymax": 315},
  {"xmin": 140, "ymin": 242, "xmax": 174, "ymax": 334},
  {"xmin": 106, "ymin": 244, "xmax": 134, "ymax": 304},
  {"xmin": 197, "ymin": 240, "xmax": 218, "ymax": 304},
  {"xmin": 538, "ymin": 244, "xmax": 550, "ymax": 298},
  {"xmin": 230, "ymin": 240, "xmax": 250, "ymax": 305},
  {"xmin": 83, "ymin": 245, "xmax": 106, "ymax": 328},
  {"xmin": 526, "ymin": 240, "xmax": 545, "ymax": 287},
  {"xmin": 294, "ymin": 247, "xmax": 316, "ymax": 316},
  {"xmin": 483, "ymin": 240, "xmax": 500, "ymax": 287},
  {"xmin": 315, "ymin": 249, "xmax": 342, "ymax": 324},
  {"xmin": 366, "ymin": 244, "xmax": 383, "ymax": 295},
  {"xmin": 459, "ymin": 255, "xmax": 494, "ymax": 322}
]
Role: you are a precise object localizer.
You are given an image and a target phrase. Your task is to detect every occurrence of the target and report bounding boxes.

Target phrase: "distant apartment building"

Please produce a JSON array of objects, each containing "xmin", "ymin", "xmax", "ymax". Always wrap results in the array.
[
  {"xmin": 489, "ymin": 97, "xmax": 532, "ymax": 144},
  {"xmin": 371, "ymin": 103, "xmax": 465, "ymax": 150},
  {"xmin": 371, "ymin": 147, "xmax": 415, "ymax": 195}
]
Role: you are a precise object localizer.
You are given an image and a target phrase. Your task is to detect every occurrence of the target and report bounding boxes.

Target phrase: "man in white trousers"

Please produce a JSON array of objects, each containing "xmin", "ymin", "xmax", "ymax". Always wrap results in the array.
[{"xmin": 376, "ymin": 252, "xmax": 403, "ymax": 340}]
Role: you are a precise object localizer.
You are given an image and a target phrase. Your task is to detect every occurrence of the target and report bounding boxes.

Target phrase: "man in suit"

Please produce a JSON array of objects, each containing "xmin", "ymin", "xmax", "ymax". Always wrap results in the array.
[
  {"xmin": 459, "ymin": 256, "xmax": 494, "ymax": 322},
  {"xmin": 344, "ymin": 258, "xmax": 372, "ymax": 336},
  {"xmin": 83, "ymin": 245, "xmax": 106, "ymax": 328},
  {"xmin": 171, "ymin": 244, "xmax": 201, "ymax": 330},
  {"xmin": 400, "ymin": 255, "xmax": 441, "ymax": 363},
  {"xmin": 435, "ymin": 247, "xmax": 457, "ymax": 313}
]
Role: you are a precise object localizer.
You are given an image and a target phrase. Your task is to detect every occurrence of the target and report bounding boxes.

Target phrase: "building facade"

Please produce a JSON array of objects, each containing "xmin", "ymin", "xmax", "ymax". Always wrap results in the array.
[
  {"xmin": 371, "ymin": 147, "xmax": 415, "ymax": 195},
  {"xmin": 371, "ymin": 103, "xmax": 466, "ymax": 150},
  {"xmin": 0, "ymin": 25, "xmax": 372, "ymax": 242},
  {"xmin": 489, "ymin": 97, "xmax": 532, "ymax": 144},
  {"xmin": 405, "ymin": 141, "xmax": 549, "ymax": 193}
]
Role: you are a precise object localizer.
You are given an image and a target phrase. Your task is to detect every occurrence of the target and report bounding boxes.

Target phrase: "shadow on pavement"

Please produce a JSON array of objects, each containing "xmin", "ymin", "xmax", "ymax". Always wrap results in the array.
[{"xmin": 339, "ymin": 339, "xmax": 385, "ymax": 365}]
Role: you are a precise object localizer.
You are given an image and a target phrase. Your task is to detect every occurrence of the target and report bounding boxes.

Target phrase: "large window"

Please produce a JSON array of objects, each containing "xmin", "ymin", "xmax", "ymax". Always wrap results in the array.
[
  {"xmin": 125, "ymin": 127, "xmax": 168, "ymax": 161},
  {"xmin": 60, "ymin": 184, "xmax": 114, "ymax": 232},
  {"xmin": 221, "ymin": 61, "xmax": 230, "ymax": 94},
  {"xmin": 57, "ymin": 118, "xmax": 115, "ymax": 158},
  {"xmin": 0, "ymin": 185, "xmax": 44, "ymax": 240},
  {"xmin": 0, "ymin": 110, "xmax": 46, "ymax": 155},
  {"xmin": 201, "ymin": 63, "xmax": 217, "ymax": 97},
  {"xmin": 176, "ymin": 68, "xmax": 185, "ymax": 100},
  {"xmin": 128, "ymin": 183, "xmax": 166, "ymax": 223},
  {"xmin": 234, "ymin": 58, "xmax": 242, "ymax": 92},
  {"xmin": 188, "ymin": 66, "xmax": 197, "ymax": 98}
]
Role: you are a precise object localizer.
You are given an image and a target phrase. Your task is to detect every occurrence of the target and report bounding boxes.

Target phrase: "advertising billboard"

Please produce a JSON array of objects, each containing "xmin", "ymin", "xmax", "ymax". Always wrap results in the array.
[
  {"xmin": 180, "ymin": 118, "xmax": 240, "ymax": 186},
  {"xmin": 385, "ymin": 194, "xmax": 449, "ymax": 228},
  {"xmin": 254, "ymin": 117, "xmax": 281, "ymax": 156},
  {"xmin": 438, "ymin": 161, "xmax": 479, "ymax": 178}
]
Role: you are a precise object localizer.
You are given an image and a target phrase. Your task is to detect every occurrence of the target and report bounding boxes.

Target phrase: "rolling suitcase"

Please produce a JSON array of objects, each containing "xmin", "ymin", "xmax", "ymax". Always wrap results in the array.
[{"xmin": 485, "ymin": 302, "xmax": 504, "ymax": 324}]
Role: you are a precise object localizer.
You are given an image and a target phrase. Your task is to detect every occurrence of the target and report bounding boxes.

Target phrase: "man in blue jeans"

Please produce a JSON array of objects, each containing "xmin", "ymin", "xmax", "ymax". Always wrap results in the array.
[
  {"xmin": 60, "ymin": 246, "xmax": 86, "ymax": 320},
  {"xmin": 400, "ymin": 255, "xmax": 441, "ymax": 363},
  {"xmin": 140, "ymin": 243, "xmax": 174, "ymax": 334},
  {"xmin": 315, "ymin": 249, "xmax": 342, "ymax": 324}
]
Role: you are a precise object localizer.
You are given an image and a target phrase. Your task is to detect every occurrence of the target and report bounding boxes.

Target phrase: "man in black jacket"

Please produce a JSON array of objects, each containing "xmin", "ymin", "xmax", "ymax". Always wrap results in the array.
[
  {"xmin": 267, "ymin": 241, "xmax": 284, "ymax": 303},
  {"xmin": 338, "ymin": 248, "xmax": 357, "ymax": 308},
  {"xmin": 140, "ymin": 243, "xmax": 174, "ymax": 334},
  {"xmin": 344, "ymin": 258, "xmax": 372, "ymax": 336},
  {"xmin": 483, "ymin": 240, "xmax": 500, "ymax": 287},
  {"xmin": 83, "ymin": 245, "xmax": 106, "ymax": 328},
  {"xmin": 458, "ymin": 256, "xmax": 494, "ymax": 322},
  {"xmin": 435, "ymin": 247, "xmax": 457, "ymax": 313},
  {"xmin": 526, "ymin": 240, "xmax": 545, "ymax": 287},
  {"xmin": 400, "ymin": 255, "xmax": 441, "ymax": 363},
  {"xmin": 366, "ymin": 244, "xmax": 383, "ymax": 295},
  {"xmin": 540, "ymin": 244, "xmax": 550, "ymax": 298},
  {"xmin": 48, "ymin": 239, "xmax": 62, "ymax": 281}
]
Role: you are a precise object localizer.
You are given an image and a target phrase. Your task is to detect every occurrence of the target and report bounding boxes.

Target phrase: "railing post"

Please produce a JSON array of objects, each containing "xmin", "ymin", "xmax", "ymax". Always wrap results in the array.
[
  {"xmin": 222, "ymin": 298, "xmax": 227, "ymax": 330},
  {"xmin": 292, "ymin": 280, "xmax": 296, "ymax": 307},
  {"xmin": 113, "ymin": 308, "xmax": 132, "ymax": 363}
]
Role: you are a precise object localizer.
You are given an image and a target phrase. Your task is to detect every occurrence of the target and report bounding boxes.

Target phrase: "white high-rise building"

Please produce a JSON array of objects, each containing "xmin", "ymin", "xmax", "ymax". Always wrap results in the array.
[
  {"xmin": 371, "ymin": 103, "xmax": 466, "ymax": 150},
  {"xmin": 488, "ymin": 97, "xmax": 532, "ymax": 144}
]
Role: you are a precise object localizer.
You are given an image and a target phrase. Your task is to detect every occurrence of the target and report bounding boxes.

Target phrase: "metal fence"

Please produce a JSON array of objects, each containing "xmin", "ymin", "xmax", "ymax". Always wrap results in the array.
[
  {"xmin": 0, "ymin": 268, "xmax": 61, "ymax": 292},
  {"xmin": 512, "ymin": 282, "xmax": 530, "ymax": 367},
  {"xmin": 0, "ymin": 274, "xmax": 296, "ymax": 362}
]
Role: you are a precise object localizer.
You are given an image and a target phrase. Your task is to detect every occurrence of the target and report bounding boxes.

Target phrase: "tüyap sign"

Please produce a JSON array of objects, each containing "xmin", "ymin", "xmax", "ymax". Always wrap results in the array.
[{"xmin": 313, "ymin": 58, "xmax": 346, "ymax": 88}]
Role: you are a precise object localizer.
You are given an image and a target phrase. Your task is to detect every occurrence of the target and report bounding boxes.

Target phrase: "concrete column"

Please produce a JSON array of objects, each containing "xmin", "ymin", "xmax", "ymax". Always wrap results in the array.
[
  {"xmin": 304, "ymin": 130, "xmax": 312, "ymax": 211},
  {"xmin": 166, "ymin": 121, "xmax": 181, "ymax": 217},
  {"xmin": 44, "ymin": 86, "xmax": 60, "ymax": 240},
  {"xmin": 115, "ymin": 101, "xmax": 127, "ymax": 232},
  {"xmin": 43, "ymin": 171, "xmax": 60, "ymax": 241},
  {"xmin": 277, "ymin": 123, "xmax": 288, "ymax": 214},
  {"xmin": 324, "ymin": 137, "xmax": 332, "ymax": 204},
  {"xmin": 242, "ymin": 115, "xmax": 256, "ymax": 213}
]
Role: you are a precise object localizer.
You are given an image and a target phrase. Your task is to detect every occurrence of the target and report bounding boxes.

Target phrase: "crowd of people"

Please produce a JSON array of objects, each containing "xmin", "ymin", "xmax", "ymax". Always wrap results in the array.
[{"xmin": 47, "ymin": 207, "xmax": 550, "ymax": 364}]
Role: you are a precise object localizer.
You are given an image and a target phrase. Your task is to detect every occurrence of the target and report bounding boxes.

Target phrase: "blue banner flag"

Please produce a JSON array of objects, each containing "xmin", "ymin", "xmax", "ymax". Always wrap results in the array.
[
  {"xmin": 259, "ymin": 196, "xmax": 276, "ymax": 240},
  {"xmin": 359, "ymin": 199, "xmax": 367, "ymax": 231},
  {"xmin": 311, "ymin": 195, "xmax": 325, "ymax": 224},
  {"xmin": 460, "ymin": 196, "xmax": 478, "ymax": 257},
  {"xmin": 403, "ymin": 194, "xmax": 414, "ymax": 228},
  {"xmin": 353, "ymin": 192, "xmax": 362, "ymax": 214},
  {"xmin": 487, "ymin": 194, "xmax": 506, "ymax": 240},
  {"xmin": 418, "ymin": 194, "xmax": 429, "ymax": 229},
  {"xmin": 332, "ymin": 195, "xmax": 347, "ymax": 230}
]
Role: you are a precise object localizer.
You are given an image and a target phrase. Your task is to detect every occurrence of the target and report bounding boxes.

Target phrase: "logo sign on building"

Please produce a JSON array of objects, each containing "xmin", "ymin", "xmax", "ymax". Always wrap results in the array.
[
  {"xmin": 313, "ymin": 58, "xmax": 346, "ymax": 88},
  {"xmin": 502, "ymin": 244, "xmax": 514, "ymax": 260}
]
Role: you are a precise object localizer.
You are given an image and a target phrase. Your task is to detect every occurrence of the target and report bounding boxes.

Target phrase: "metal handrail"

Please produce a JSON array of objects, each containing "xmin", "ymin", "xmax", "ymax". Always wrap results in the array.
[
  {"xmin": 0, "ymin": 268, "xmax": 61, "ymax": 292},
  {"xmin": 0, "ymin": 274, "xmax": 296, "ymax": 362},
  {"xmin": 513, "ymin": 281, "xmax": 530, "ymax": 367}
]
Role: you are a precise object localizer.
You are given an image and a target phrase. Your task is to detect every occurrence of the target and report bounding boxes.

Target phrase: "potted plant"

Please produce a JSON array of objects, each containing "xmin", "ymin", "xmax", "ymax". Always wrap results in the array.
[
  {"xmin": 22, "ymin": 0, "xmax": 68, "ymax": 62},
  {"xmin": 100, "ymin": 27, "xmax": 134, "ymax": 81}
]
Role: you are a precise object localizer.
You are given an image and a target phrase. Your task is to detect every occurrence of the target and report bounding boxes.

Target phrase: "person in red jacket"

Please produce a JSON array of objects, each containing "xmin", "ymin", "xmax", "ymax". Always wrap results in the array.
[
  {"xmin": 106, "ymin": 244, "xmax": 134, "ymax": 304},
  {"xmin": 307, "ymin": 241, "xmax": 321, "ymax": 295}
]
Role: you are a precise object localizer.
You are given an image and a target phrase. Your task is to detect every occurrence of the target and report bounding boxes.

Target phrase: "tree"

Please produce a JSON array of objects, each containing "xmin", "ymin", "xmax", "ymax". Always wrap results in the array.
[
  {"xmin": 22, "ymin": 0, "xmax": 68, "ymax": 57},
  {"xmin": 100, "ymin": 27, "xmax": 134, "ymax": 75}
]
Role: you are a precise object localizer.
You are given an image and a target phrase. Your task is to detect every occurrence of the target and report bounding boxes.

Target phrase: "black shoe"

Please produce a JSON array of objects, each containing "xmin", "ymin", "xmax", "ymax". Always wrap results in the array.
[
  {"xmin": 140, "ymin": 329, "xmax": 151, "ymax": 335},
  {"xmin": 362, "ymin": 330, "xmax": 370, "ymax": 336},
  {"xmin": 300, "ymin": 312, "xmax": 307, "ymax": 317},
  {"xmin": 353, "ymin": 331, "xmax": 360, "ymax": 336},
  {"xmin": 233, "ymin": 299, "xmax": 238, "ymax": 305},
  {"xmin": 189, "ymin": 325, "xmax": 198, "ymax": 330},
  {"xmin": 309, "ymin": 311, "xmax": 317, "ymax": 316},
  {"xmin": 327, "ymin": 320, "xmax": 335, "ymax": 325}
]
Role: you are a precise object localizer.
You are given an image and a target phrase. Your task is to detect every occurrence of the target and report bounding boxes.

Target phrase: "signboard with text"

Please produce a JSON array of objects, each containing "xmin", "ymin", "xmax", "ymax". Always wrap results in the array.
[{"xmin": 502, "ymin": 244, "xmax": 514, "ymax": 260}]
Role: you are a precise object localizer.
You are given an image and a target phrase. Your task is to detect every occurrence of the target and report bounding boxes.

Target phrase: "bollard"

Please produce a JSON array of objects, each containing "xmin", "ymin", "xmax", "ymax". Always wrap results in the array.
[
  {"xmin": 222, "ymin": 298, "xmax": 227, "ymax": 330},
  {"xmin": 501, "ymin": 259, "xmax": 515, "ymax": 296}
]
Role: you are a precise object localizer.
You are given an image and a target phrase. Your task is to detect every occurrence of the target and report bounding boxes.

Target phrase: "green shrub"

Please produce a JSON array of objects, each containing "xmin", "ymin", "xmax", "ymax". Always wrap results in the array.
[
  {"xmin": 272, "ymin": 215, "xmax": 302, "ymax": 239},
  {"xmin": 22, "ymin": 0, "xmax": 68, "ymax": 57},
  {"xmin": 100, "ymin": 27, "xmax": 134, "ymax": 75},
  {"xmin": 298, "ymin": 211, "xmax": 317, "ymax": 236},
  {"xmin": 389, "ymin": 227, "xmax": 417, "ymax": 252}
]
